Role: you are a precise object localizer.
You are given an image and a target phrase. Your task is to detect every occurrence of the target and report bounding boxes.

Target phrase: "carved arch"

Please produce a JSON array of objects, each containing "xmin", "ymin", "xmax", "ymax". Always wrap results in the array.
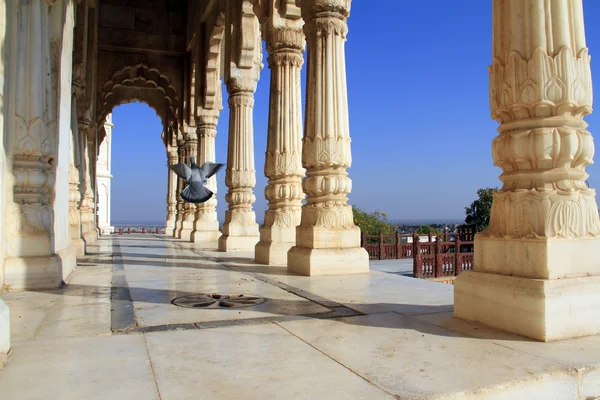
[
  {"xmin": 98, "ymin": 63, "xmax": 181, "ymax": 144},
  {"xmin": 203, "ymin": 13, "xmax": 225, "ymax": 111},
  {"xmin": 98, "ymin": 98, "xmax": 169, "ymax": 147},
  {"xmin": 248, "ymin": 0, "xmax": 267, "ymax": 24}
]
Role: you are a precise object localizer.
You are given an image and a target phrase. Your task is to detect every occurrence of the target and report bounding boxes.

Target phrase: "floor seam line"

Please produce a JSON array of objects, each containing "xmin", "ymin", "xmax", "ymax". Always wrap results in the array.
[
  {"xmin": 141, "ymin": 332, "xmax": 163, "ymax": 400},
  {"xmin": 272, "ymin": 321, "xmax": 399, "ymax": 399}
]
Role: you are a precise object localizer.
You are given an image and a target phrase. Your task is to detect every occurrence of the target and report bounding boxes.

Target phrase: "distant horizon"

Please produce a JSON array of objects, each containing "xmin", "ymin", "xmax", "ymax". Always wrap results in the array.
[{"xmin": 112, "ymin": 218, "xmax": 465, "ymax": 226}]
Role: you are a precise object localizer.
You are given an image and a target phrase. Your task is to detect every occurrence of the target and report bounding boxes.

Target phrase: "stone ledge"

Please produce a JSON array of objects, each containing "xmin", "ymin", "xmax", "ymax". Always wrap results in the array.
[{"xmin": 454, "ymin": 271, "xmax": 600, "ymax": 341}]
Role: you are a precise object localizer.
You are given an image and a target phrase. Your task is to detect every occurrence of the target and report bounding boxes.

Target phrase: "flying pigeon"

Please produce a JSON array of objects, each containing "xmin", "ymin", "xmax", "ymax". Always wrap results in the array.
[{"xmin": 169, "ymin": 157, "xmax": 225, "ymax": 204}]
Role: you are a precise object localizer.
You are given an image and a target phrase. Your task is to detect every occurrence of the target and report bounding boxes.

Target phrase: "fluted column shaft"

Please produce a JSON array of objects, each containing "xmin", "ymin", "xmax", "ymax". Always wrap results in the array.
[
  {"xmin": 165, "ymin": 148, "xmax": 178, "ymax": 233},
  {"xmin": 79, "ymin": 130, "xmax": 97, "ymax": 244},
  {"xmin": 173, "ymin": 140, "xmax": 186, "ymax": 236},
  {"xmin": 179, "ymin": 126, "xmax": 198, "ymax": 241},
  {"xmin": 69, "ymin": 159, "xmax": 84, "ymax": 255},
  {"xmin": 255, "ymin": 26, "xmax": 305, "ymax": 265},
  {"xmin": 191, "ymin": 112, "xmax": 221, "ymax": 244},
  {"xmin": 217, "ymin": 77, "xmax": 260, "ymax": 251},
  {"xmin": 455, "ymin": 0, "xmax": 600, "ymax": 342},
  {"xmin": 287, "ymin": 0, "xmax": 368, "ymax": 275}
]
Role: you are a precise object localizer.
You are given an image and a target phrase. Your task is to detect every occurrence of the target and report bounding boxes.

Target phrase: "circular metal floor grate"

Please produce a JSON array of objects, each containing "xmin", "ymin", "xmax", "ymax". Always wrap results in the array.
[{"xmin": 171, "ymin": 293, "xmax": 267, "ymax": 309}]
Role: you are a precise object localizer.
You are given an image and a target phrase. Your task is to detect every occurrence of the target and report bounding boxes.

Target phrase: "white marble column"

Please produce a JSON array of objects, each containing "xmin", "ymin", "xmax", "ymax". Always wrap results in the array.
[
  {"xmin": 0, "ymin": 0, "xmax": 12, "ymax": 356},
  {"xmin": 69, "ymin": 100, "xmax": 84, "ymax": 255},
  {"xmin": 218, "ymin": 77, "xmax": 260, "ymax": 251},
  {"xmin": 165, "ymin": 145, "xmax": 178, "ymax": 234},
  {"xmin": 3, "ymin": 0, "xmax": 78, "ymax": 289},
  {"xmin": 173, "ymin": 139, "xmax": 185, "ymax": 236},
  {"xmin": 255, "ymin": 23, "xmax": 305, "ymax": 265},
  {"xmin": 191, "ymin": 111, "xmax": 221, "ymax": 244},
  {"xmin": 454, "ymin": 0, "xmax": 600, "ymax": 342},
  {"xmin": 287, "ymin": 0, "xmax": 368, "ymax": 275},
  {"xmin": 96, "ymin": 114, "xmax": 114, "ymax": 235},
  {"xmin": 79, "ymin": 120, "xmax": 97, "ymax": 245},
  {"xmin": 179, "ymin": 126, "xmax": 198, "ymax": 241}
]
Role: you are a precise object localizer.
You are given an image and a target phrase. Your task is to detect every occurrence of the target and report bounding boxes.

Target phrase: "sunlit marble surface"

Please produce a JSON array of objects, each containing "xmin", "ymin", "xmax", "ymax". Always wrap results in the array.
[{"xmin": 0, "ymin": 235, "xmax": 599, "ymax": 400}]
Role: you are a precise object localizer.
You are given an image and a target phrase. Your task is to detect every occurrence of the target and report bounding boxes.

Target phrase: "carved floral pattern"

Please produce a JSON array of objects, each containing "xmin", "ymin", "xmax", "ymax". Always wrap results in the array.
[
  {"xmin": 490, "ymin": 47, "xmax": 592, "ymax": 123},
  {"xmin": 299, "ymin": 205, "xmax": 354, "ymax": 229},
  {"xmin": 483, "ymin": 189, "xmax": 600, "ymax": 239}
]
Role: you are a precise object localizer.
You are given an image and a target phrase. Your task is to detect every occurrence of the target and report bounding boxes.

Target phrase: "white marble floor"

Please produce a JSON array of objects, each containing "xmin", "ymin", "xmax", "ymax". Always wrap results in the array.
[{"xmin": 0, "ymin": 235, "xmax": 599, "ymax": 399}]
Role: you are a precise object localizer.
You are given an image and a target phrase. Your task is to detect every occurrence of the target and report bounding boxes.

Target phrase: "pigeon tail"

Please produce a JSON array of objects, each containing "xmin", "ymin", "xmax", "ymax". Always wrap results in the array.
[{"xmin": 180, "ymin": 181, "xmax": 214, "ymax": 203}]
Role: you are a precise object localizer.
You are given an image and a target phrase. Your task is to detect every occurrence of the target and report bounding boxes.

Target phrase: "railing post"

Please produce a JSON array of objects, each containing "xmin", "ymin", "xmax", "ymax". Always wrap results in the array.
[
  {"xmin": 361, "ymin": 232, "xmax": 365, "ymax": 247},
  {"xmin": 435, "ymin": 236, "xmax": 442, "ymax": 278},
  {"xmin": 444, "ymin": 228, "xmax": 448, "ymax": 242},
  {"xmin": 428, "ymin": 231, "xmax": 432, "ymax": 243},
  {"xmin": 396, "ymin": 232, "xmax": 401, "ymax": 259},
  {"xmin": 455, "ymin": 234, "xmax": 462, "ymax": 276},
  {"xmin": 413, "ymin": 233, "xmax": 421, "ymax": 278},
  {"xmin": 379, "ymin": 232, "xmax": 384, "ymax": 260}
]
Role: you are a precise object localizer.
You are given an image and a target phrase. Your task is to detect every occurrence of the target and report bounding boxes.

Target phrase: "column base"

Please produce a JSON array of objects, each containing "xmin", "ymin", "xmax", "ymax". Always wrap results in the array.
[
  {"xmin": 178, "ymin": 220, "xmax": 195, "ymax": 241},
  {"xmin": 82, "ymin": 222, "xmax": 97, "ymax": 245},
  {"xmin": 255, "ymin": 240, "xmax": 294, "ymax": 265},
  {"xmin": 287, "ymin": 246, "xmax": 369, "ymax": 276},
  {"xmin": 0, "ymin": 299, "xmax": 9, "ymax": 361},
  {"xmin": 82, "ymin": 232, "xmax": 97, "ymax": 245},
  {"xmin": 173, "ymin": 217, "xmax": 183, "ymax": 237},
  {"xmin": 218, "ymin": 234, "xmax": 259, "ymax": 252},
  {"xmin": 72, "ymin": 238, "xmax": 85, "ymax": 256},
  {"xmin": 454, "ymin": 271, "xmax": 600, "ymax": 342},
  {"xmin": 475, "ymin": 235, "xmax": 600, "ymax": 279},
  {"xmin": 3, "ymin": 244, "xmax": 78, "ymax": 290},
  {"xmin": 191, "ymin": 228, "xmax": 221, "ymax": 245},
  {"xmin": 165, "ymin": 219, "xmax": 176, "ymax": 234},
  {"xmin": 99, "ymin": 226, "xmax": 114, "ymax": 235},
  {"xmin": 255, "ymin": 225, "xmax": 297, "ymax": 265}
]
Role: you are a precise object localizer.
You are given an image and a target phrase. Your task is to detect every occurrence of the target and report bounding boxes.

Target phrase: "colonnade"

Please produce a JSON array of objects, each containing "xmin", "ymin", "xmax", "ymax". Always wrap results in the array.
[
  {"xmin": 0, "ymin": 0, "xmax": 598, "ymax": 345},
  {"xmin": 165, "ymin": 0, "xmax": 370, "ymax": 276}
]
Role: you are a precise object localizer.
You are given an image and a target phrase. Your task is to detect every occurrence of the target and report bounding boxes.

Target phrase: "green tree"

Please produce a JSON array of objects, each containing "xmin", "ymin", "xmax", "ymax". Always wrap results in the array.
[
  {"xmin": 415, "ymin": 225, "xmax": 442, "ymax": 235},
  {"xmin": 465, "ymin": 187, "xmax": 499, "ymax": 231},
  {"xmin": 352, "ymin": 206, "xmax": 397, "ymax": 236}
]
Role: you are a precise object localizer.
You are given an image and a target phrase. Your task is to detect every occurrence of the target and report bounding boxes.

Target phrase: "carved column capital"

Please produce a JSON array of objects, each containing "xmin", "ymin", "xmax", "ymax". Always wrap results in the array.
[
  {"xmin": 226, "ymin": 75, "xmax": 258, "ymax": 95},
  {"xmin": 196, "ymin": 111, "xmax": 219, "ymax": 129},
  {"xmin": 299, "ymin": 0, "xmax": 351, "ymax": 17},
  {"xmin": 167, "ymin": 150, "xmax": 178, "ymax": 165},
  {"xmin": 266, "ymin": 27, "xmax": 305, "ymax": 54},
  {"xmin": 183, "ymin": 125, "xmax": 197, "ymax": 142},
  {"xmin": 228, "ymin": 93, "xmax": 255, "ymax": 108},
  {"xmin": 300, "ymin": 0, "xmax": 350, "ymax": 38}
]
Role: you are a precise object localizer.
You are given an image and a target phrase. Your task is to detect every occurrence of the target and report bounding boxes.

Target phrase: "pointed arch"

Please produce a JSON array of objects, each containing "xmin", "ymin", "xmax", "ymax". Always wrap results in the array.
[
  {"xmin": 98, "ymin": 63, "xmax": 181, "ymax": 144},
  {"xmin": 203, "ymin": 12, "xmax": 225, "ymax": 111}
]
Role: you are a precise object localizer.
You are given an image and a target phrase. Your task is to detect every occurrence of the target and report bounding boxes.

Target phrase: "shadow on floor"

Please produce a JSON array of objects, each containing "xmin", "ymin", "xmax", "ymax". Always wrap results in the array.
[
  {"xmin": 108, "ymin": 252, "xmax": 222, "ymax": 261},
  {"xmin": 77, "ymin": 258, "xmax": 227, "ymax": 271},
  {"xmin": 32, "ymin": 280, "xmax": 529, "ymax": 343}
]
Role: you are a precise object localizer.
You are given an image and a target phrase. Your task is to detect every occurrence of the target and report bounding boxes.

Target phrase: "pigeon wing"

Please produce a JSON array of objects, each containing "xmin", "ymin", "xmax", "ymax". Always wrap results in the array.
[
  {"xmin": 169, "ymin": 163, "xmax": 192, "ymax": 181},
  {"xmin": 180, "ymin": 181, "xmax": 214, "ymax": 204},
  {"xmin": 198, "ymin": 162, "xmax": 225, "ymax": 181}
]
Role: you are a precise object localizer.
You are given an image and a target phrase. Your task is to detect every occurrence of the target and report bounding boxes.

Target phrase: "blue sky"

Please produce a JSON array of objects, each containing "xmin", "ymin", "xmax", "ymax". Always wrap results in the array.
[{"xmin": 110, "ymin": 0, "xmax": 600, "ymax": 224}]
